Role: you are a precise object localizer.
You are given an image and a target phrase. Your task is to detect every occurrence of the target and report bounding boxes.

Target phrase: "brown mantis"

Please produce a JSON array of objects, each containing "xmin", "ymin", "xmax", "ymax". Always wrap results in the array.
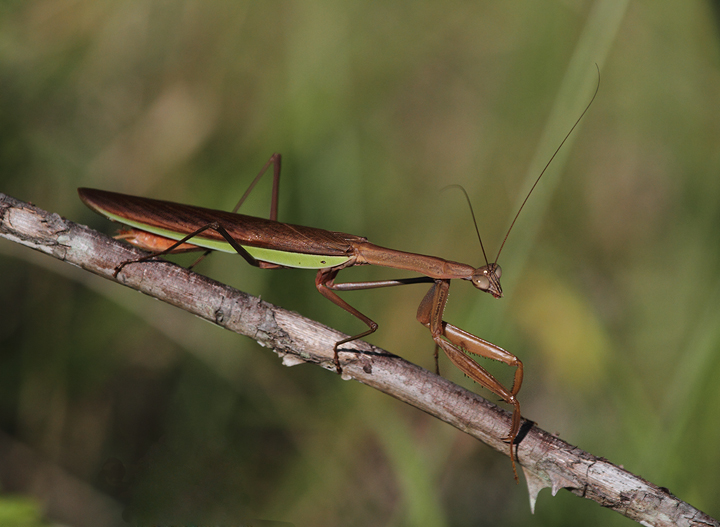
[{"xmin": 78, "ymin": 80, "xmax": 596, "ymax": 480}]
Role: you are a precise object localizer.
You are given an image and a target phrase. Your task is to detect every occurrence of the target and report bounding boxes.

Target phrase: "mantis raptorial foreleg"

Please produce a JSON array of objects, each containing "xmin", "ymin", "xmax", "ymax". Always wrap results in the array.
[{"xmin": 416, "ymin": 279, "xmax": 523, "ymax": 479}]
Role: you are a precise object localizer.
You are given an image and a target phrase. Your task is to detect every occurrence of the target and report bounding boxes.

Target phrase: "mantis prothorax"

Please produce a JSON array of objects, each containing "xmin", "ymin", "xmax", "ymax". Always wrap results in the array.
[{"xmin": 79, "ymin": 79, "xmax": 597, "ymax": 480}]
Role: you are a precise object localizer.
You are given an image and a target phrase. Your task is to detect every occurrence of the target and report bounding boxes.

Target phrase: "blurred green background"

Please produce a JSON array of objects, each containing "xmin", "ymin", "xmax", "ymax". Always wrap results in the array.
[{"xmin": 2, "ymin": 1, "xmax": 720, "ymax": 525}]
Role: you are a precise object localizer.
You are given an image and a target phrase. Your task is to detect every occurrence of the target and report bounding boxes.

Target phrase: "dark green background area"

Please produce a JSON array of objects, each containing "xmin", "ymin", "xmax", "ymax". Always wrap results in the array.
[{"xmin": 1, "ymin": 2, "xmax": 719, "ymax": 525}]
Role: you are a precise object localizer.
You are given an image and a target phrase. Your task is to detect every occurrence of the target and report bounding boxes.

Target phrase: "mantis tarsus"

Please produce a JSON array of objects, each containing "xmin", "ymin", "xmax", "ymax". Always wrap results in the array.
[{"xmin": 78, "ymin": 80, "xmax": 597, "ymax": 480}]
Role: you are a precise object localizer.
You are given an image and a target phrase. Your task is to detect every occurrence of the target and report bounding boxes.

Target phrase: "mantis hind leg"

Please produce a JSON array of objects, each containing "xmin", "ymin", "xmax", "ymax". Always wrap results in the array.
[
  {"xmin": 114, "ymin": 222, "xmax": 264, "ymax": 277},
  {"xmin": 231, "ymin": 152, "xmax": 281, "ymax": 219},
  {"xmin": 118, "ymin": 154, "xmax": 284, "ymax": 271},
  {"xmin": 417, "ymin": 280, "xmax": 523, "ymax": 480},
  {"xmin": 189, "ymin": 153, "xmax": 283, "ymax": 269}
]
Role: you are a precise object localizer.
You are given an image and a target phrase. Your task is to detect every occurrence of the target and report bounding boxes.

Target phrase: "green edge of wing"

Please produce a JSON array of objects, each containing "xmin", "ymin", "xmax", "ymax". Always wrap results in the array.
[{"xmin": 101, "ymin": 210, "xmax": 352, "ymax": 270}]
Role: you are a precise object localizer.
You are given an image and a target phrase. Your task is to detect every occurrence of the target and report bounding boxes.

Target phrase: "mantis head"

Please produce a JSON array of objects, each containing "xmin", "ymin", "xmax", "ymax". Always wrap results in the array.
[{"xmin": 471, "ymin": 263, "xmax": 503, "ymax": 298}]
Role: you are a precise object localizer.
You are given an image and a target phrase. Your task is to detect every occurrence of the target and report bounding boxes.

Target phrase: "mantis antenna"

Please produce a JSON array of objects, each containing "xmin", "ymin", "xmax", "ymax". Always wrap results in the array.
[{"xmin": 494, "ymin": 66, "xmax": 601, "ymax": 265}]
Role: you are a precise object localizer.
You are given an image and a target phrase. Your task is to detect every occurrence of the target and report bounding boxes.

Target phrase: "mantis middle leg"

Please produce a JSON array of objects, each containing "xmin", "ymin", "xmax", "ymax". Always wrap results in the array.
[{"xmin": 315, "ymin": 270, "xmax": 438, "ymax": 372}]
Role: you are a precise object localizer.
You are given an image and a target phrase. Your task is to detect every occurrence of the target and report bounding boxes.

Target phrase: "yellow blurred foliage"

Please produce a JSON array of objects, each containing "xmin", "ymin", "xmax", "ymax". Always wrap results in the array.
[{"xmin": 514, "ymin": 268, "xmax": 611, "ymax": 391}]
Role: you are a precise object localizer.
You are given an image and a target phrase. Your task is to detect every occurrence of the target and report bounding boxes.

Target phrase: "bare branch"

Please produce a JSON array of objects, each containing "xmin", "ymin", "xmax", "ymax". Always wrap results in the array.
[{"xmin": 1, "ymin": 192, "xmax": 717, "ymax": 527}]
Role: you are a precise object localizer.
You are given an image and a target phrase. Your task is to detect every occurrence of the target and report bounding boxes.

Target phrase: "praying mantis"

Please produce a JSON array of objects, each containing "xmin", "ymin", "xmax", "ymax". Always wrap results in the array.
[{"xmin": 78, "ymin": 80, "xmax": 596, "ymax": 479}]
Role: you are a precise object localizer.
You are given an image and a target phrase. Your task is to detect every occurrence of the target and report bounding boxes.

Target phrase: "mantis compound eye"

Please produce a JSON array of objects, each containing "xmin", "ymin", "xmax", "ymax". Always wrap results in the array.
[{"xmin": 473, "ymin": 274, "xmax": 490, "ymax": 290}]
